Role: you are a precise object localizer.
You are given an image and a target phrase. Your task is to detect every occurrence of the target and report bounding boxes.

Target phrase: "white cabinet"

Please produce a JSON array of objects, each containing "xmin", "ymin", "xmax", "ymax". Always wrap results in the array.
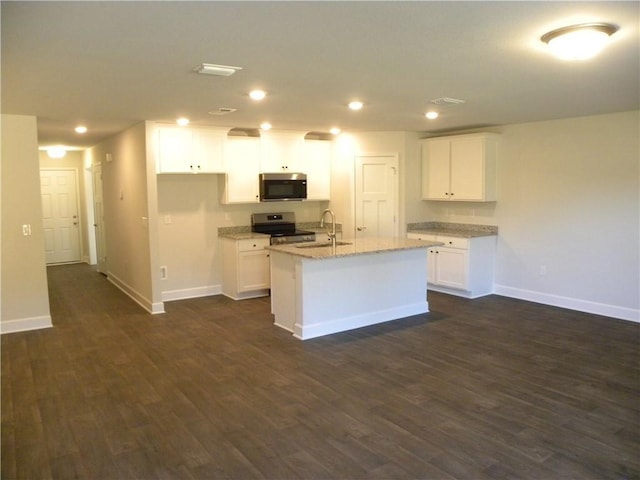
[
  {"xmin": 261, "ymin": 131, "xmax": 305, "ymax": 173},
  {"xmin": 302, "ymin": 139, "xmax": 331, "ymax": 200},
  {"xmin": 157, "ymin": 126, "xmax": 227, "ymax": 174},
  {"xmin": 221, "ymin": 237, "xmax": 270, "ymax": 300},
  {"xmin": 408, "ymin": 232, "xmax": 496, "ymax": 298},
  {"xmin": 220, "ymin": 136, "xmax": 261, "ymax": 204},
  {"xmin": 421, "ymin": 133, "xmax": 498, "ymax": 201}
]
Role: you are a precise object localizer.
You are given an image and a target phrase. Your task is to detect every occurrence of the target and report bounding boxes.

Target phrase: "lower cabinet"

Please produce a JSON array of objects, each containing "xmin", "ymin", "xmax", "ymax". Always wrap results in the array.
[
  {"xmin": 221, "ymin": 237, "xmax": 270, "ymax": 300},
  {"xmin": 408, "ymin": 233, "xmax": 496, "ymax": 298}
]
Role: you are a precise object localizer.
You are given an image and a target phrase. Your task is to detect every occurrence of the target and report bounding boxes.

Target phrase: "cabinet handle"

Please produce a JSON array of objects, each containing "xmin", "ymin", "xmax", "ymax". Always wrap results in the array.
[{"xmin": 450, "ymin": 192, "xmax": 454, "ymax": 197}]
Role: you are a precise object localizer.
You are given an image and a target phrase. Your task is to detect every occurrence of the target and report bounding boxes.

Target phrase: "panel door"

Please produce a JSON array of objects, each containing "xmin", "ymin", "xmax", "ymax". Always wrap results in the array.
[
  {"xmin": 41, "ymin": 169, "xmax": 81, "ymax": 264},
  {"xmin": 435, "ymin": 247, "xmax": 467, "ymax": 289},
  {"xmin": 355, "ymin": 154, "xmax": 398, "ymax": 239}
]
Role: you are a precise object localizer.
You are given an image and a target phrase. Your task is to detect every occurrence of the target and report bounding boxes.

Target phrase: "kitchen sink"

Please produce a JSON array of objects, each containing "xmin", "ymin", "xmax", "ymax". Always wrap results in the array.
[{"xmin": 295, "ymin": 241, "xmax": 352, "ymax": 249}]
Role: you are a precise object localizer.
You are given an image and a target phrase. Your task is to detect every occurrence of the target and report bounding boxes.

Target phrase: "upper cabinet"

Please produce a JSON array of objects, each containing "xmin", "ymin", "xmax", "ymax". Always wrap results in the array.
[
  {"xmin": 421, "ymin": 133, "xmax": 499, "ymax": 202},
  {"xmin": 219, "ymin": 134, "xmax": 262, "ymax": 204},
  {"xmin": 302, "ymin": 139, "xmax": 332, "ymax": 201},
  {"xmin": 261, "ymin": 131, "xmax": 305, "ymax": 173},
  {"xmin": 157, "ymin": 126, "xmax": 228, "ymax": 174}
]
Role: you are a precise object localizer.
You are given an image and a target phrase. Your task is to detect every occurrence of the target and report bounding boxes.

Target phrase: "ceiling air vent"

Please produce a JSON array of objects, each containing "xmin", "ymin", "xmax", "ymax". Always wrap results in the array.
[
  {"xmin": 430, "ymin": 97, "xmax": 466, "ymax": 106},
  {"xmin": 209, "ymin": 107, "xmax": 237, "ymax": 116}
]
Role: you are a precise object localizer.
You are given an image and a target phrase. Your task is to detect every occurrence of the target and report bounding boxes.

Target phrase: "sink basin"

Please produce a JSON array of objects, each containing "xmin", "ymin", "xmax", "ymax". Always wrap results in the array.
[{"xmin": 295, "ymin": 241, "xmax": 352, "ymax": 249}]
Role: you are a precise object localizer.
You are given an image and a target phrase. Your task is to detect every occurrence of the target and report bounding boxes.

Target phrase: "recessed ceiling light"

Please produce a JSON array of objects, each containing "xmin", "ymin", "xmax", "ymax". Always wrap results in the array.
[
  {"xmin": 75, "ymin": 125, "xmax": 87, "ymax": 134},
  {"xmin": 425, "ymin": 111, "xmax": 439, "ymax": 120},
  {"xmin": 348, "ymin": 101, "xmax": 364, "ymax": 111},
  {"xmin": 176, "ymin": 117, "xmax": 190, "ymax": 126},
  {"xmin": 541, "ymin": 23, "xmax": 618, "ymax": 60},
  {"xmin": 250, "ymin": 90, "xmax": 267, "ymax": 101},
  {"xmin": 330, "ymin": 127, "xmax": 341, "ymax": 135},
  {"xmin": 260, "ymin": 122, "xmax": 272, "ymax": 131},
  {"xmin": 194, "ymin": 63, "xmax": 242, "ymax": 76}
]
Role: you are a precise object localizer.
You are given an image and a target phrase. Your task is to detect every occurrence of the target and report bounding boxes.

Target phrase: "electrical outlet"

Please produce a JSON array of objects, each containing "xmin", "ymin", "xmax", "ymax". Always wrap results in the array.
[
  {"xmin": 160, "ymin": 266, "xmax": 168, "ymax": 280},
  {"xmin": 539, "ymin": 265, "xmax": 547, "ymax": 276},
  {"xmin": 164, "ymin": 214, "xmax": 172, "ymax": 225},
  {"xmin": 22, "ymin": 224, "xmax": 31, "ymax": 236}
]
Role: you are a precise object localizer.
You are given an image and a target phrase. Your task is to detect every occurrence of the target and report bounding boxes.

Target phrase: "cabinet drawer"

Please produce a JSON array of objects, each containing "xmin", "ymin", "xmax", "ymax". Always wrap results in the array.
[
  {"xmin": 438, "ymin": 236, "xmax": 469, "ymax": 249},
  {"xmin": 237, "ymin": 238, "xmax": 269, "ymax": 252}
]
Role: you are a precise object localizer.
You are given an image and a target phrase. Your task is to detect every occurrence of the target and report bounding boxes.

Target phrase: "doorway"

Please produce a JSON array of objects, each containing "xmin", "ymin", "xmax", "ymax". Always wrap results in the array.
[
  {"xmin": 354, "ymin": 154, "xmax": 399, "ymax": 239},
  {"xmin": 40, "ymin": 168, "xmax": 81, "ymax": 264}
]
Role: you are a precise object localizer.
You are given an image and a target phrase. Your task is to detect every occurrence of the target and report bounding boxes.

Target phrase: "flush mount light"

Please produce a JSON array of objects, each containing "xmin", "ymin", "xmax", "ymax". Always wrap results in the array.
[
  {"xmin": 260, "ymin": 122, "xmax": 272, "ymax": 131},
  {"xmin": 176, "ymin": 117, "xmax": 190, "ymax": 126},
  {"xmin": 75, "ymin": 125, "xmax": 87, "ymax": 134},
  {"xmin": 249, "ymin": 90, "xmax": 267, "ymax": 101},
  {"xmin": 330, "ymin": 127, "xmax": 341, "ymax": 135},
  {"xmin": 348, "ymin": 101, "xmax": 364, "ymax": 111},
  {"xmin": 194, "ymin": 63, "xmax": 242, "ymax": 76},
  {"xmin": 425, "ymin": 111, "xmax": 439, "ymax": 120},
  {"xmin": 541, "ymin": 23, "xmax": 618, "ymax": 60},
  {"xmin": 47, "ymin": 146, "xmax": 66, "ymax": 159}
]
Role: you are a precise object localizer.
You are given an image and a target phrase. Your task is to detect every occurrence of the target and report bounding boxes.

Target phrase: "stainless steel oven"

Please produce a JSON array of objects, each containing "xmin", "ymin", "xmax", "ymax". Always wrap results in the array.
[{"xmin": 251, "ymin": 212, "xmax": 315, "ymax": 244}]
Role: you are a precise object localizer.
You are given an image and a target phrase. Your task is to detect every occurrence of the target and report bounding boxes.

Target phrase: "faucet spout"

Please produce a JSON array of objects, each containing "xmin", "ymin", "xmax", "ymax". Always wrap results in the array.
[{"xmin": 320, "ymin": 209, "xmax": 336, "ymax": 247}]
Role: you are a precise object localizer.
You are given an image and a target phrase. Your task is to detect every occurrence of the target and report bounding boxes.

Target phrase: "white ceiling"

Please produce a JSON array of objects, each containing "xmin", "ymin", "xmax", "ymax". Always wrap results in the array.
[{"xmin": 2, "ymin": 1, "xmax": 639, "ymax": 149}]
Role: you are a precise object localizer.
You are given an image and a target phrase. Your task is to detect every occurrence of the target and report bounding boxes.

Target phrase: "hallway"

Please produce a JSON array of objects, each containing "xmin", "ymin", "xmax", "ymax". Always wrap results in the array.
[{"xmin": 2, "ymin": 263, "xmax": 638, "ymax": 479}]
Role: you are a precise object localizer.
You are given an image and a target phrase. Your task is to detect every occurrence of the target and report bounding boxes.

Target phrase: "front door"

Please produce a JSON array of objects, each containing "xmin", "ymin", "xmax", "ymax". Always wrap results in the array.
[
  {"xmin": 354, "ymin": 154, "xmax": 399, "ymax": 239},
  {"xmin": 92, "ymin": 163, "xmax": 108, "ymax": 274},
  {"xmin": 41, "ymin": 168, "xmax": 81, "ymax": 264}
]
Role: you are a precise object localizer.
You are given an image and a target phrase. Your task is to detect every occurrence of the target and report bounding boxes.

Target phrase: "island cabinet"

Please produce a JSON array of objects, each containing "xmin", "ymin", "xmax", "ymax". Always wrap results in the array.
[
  {"xmin": 157, "ymin": 126, "xmax": 227, "ymax": 174},
  {"xmin": 221, "ymin": 236, "xmax": 270, "ymax": 300},
  {"xmin": 219, "ymin": 136, "xmax": 261, "ymax": 204},
  {"xmin": 421, "ymin": 133, "xmax": 499, "ymax": 201},
  {"xmin": 407, "ymin": 232, "xmax": 496, "ymax": 298}
]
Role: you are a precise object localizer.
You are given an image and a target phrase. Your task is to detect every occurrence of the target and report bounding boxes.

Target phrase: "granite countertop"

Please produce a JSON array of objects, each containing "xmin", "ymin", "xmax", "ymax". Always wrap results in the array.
[
  {"xmin": 218, "ymin": 226, "xmax": 270, "ymax": 240},
  {"xmin": 407, "ymin": 221, "xmax": 498, "ymax": 238},
  {"xmin": 266, "ymin": 237, "xmax": 440, "ymax": 260}
]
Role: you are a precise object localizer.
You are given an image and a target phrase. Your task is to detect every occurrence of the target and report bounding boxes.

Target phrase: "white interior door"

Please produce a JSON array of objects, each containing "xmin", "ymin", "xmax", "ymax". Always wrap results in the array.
[
  {"xmin": 92, "ymin": 163, "xmax": 107, "ymax": 274},
  {"xmin": 41, "ymin": 169, "xmax": 81, "ymax": 264},
  {"xmin": 354, "ymin": 154, "xmax": 398, "ymax": 239}
]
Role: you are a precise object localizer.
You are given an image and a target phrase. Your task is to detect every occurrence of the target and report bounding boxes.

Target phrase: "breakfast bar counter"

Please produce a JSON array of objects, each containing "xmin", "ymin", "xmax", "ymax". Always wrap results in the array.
[{"xmin": 267, "ymin": 237, "xmax": 440, "ymax": 340}]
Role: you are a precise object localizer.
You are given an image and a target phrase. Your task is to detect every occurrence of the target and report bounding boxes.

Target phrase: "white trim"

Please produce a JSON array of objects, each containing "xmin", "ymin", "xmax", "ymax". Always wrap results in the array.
[
  {"xmin": 294, "ymin": 302, "xmax": 428, "ymax": 340},
  {"xmin": 107, "ymin": 272, "xmax": 165, "ymax": 314},
  {"xmin": 494, "ymin": 284, "xmax": 639, "ymax": 323},
  {"xmin": 1, "ymin": 315, "xmax": 53, "ymax": 334},
  {"xmin": 162, "ymin": 284, "xmax": 222, "ymax": 302}
]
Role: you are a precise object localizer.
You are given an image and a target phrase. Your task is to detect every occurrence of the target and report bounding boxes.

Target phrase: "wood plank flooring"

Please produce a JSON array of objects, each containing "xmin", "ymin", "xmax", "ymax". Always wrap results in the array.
[{"xmin": 2, "ymin": 263, "xmax": 638, "ymax": 479}]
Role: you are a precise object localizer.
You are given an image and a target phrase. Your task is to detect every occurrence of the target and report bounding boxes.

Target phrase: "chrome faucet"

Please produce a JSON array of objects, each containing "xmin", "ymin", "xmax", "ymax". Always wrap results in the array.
[{"xmin": 320, "ymin": 209, "xmax": 336, "ymax": 247}]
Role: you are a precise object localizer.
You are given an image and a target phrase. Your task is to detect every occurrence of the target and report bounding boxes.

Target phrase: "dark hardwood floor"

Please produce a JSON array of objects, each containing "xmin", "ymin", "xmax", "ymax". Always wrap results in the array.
[{"xmin": 2, "ymin": 263, "xmax": 638, "ymax": 479}]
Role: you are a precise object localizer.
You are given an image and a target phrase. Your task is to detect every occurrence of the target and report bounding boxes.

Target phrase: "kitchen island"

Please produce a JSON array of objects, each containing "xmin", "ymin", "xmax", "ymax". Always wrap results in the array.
[{"xmin": 267, "ymin": 237, "xmax": 440, "ymax": 340}]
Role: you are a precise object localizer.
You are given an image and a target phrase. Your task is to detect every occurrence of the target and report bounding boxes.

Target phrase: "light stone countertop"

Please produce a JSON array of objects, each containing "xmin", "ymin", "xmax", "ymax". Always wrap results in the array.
[
  {"xmin": 266, "ymin": 237, "xmax": 441, "ymax": 260},
  {"xmin": 218, "ymin": 231, "xmax": 270, "ymax": 240},
  {"xmin": 407, "ymin": 221, "xmax": 498, "ymax": 238}
]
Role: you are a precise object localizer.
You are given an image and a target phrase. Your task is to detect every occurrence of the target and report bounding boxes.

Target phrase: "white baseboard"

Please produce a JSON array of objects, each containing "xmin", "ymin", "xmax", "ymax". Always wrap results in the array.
[
  {"xmin": 107, "ymin": 272, "xmax": 165, "ymax": 314},
  {"xmin": 1, "ymin": 315, "xmax": 53, "ymax": 334},
  {"xmin": 493, "ymin": 284, "xmax": 639, "ymax": 323},
  {"xmin": 162, "ymin": 284, "xmax": 222, "ymax": 302}
]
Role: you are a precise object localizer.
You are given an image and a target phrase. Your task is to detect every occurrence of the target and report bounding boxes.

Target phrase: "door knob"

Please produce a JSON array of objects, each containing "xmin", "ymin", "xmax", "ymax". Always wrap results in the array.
[{"xmin": 357, "ymin": 226, "xmax": 367, "ymax": 231}]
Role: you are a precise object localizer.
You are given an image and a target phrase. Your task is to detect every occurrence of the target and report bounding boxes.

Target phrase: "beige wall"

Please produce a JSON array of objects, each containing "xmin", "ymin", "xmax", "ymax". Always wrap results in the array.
[
  {"xmin": 427, "ymin": 110, "xmax": 639, "ymax": 320},
  {"xmin": 1, "ymin": 114, "xmax": 52, "ymax": 332}
]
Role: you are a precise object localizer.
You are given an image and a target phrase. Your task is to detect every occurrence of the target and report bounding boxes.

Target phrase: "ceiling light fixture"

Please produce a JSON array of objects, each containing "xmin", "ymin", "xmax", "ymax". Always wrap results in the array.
[
  {"xmin": 330, "ymin": 127, "xmax": 341, "ymax": 135},
  {"xmin": 260, "ymin": 122, "xmax": 272, "ymax": 131},
  {"xmin": 425, "ymin": 111, "xmax": 439, "ymax": 120},
  {"xmin": 348, "ymin": 101, "xmax": 364, "ymax": 111},
  {"xmin": 75, "ymin": 125, "xmax": 87, "ymax": 134},
  {"xmin": 47, "ymin": 146, "xmax": 66, "ymax": 159},
  {"xmin": 194, "ymin": 63, "xmax": 242, "ymax": 76},
  {"xmin": 541, "ymin": 23, "xmax": 618, "ymax": 60},
  {"xmin": 249, "ymin": 90, "xmax": 267, "ymax": 101},
  {"xmin": 176, "ymin": 117, "xmax": 190, "ymax": 126}
]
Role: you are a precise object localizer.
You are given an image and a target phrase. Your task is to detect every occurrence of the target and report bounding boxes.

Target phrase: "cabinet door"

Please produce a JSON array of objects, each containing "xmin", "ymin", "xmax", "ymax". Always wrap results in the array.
[
  {"xmin": 427, "ymin": 248, "xmax": 437, "ymax": 284},
  {"xmin": 157, "ymin": 127, "xmax": 193, "ymax": 173},
  {"xmin": 261, "ymin": 131, "xmax": 304, "ymax": 172},
  {"xmin": 422, "ymin": 139, "xmax": 451, "ymax": 200},
  {"xmin": 238, "ymin": 250, "xmax": 270, "ymax": 292},
  {"xmin": 303, "ymin": 140, "xmax": 331, "ymax": 200},
  {"xmin": 435, "ymin": 247, "xmax": 467, "ymax": 289},
  {"xmin": 222, "ymin": 138, "xmax": 261, "ymax": 203},
  {"xmin": 450, "ymin": 136, "xmax": 485, "ymax": 200},
  {"xmin": 193, "ymin": 130, "xmax": 225, "ymax": 173}
]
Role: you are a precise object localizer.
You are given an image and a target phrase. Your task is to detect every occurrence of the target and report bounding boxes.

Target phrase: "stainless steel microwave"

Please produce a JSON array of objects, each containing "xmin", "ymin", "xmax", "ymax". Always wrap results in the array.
[{"xmin": 259, "ymin": 173, "xmax": 307, "ymax": 201}]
